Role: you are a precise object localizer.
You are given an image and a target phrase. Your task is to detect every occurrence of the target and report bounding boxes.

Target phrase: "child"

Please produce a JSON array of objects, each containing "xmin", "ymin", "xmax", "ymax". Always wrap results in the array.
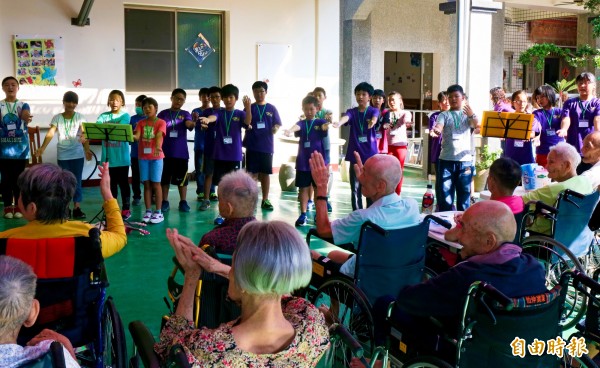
[
  {"xmin": 333, "ymin": 82, "xmax": 379, "ymax": 211},
  {"xmin": 96, "ymin": 90, "xmax": 132, "ymax": 219},
  {"xmin": 0, "ymin": 76, "xmax": 31, "ymax": 219},
  {"xmin": 430, "ymin": 84, "xmax": 480, "ymax": 211},
  {"xmin": 191, "ymin": 88, "xmax": 211, "ymax": 203},
  {"xmin": 284, "ymin": 95, "xmax": 329, "ymax": 226},
  {"xmin": 129, "ymin": 94, "xmax": 147, "ymax": 206},
  {"xmin": 428, "ymin": 92, "xmax": 449, "ymax": 174},
  {"xmin": 383, "ymin": 91, "xmax": 412, "ymax": 195},
  {"xmin": 133, "ymin": 97, "xmax": 166, "ymax": 224},
  {"xmin": 503, "ymin": 90, "xmax": 538, "ymax": 166},
  {"xmin": 371, "ymin": 89, "xmax": 388, "ymax": 154},
  {"xmin": 198, "ymin": 86, "xmax": 222, "ymax": 211},
  {"xmin": 199, "ymin": 84, "xmax": 252, "ymax": 225},
  {"xmin": 37, "ymin": 91, "xmax": 91, "ymax": 219},
  {"xmin": 533, "ymin": 85, "xmax": 564, "ymax": 168},
  {"xmin": 243, "ymin": 81, "xmax": 282, "ymax": 211},
  {"xmin": 157, "ymin": 88, "xmax": 195, "ymax": 213},
  {"xmin": 313, "ymin": 87, "xmax": 333, "ymax": 212}
]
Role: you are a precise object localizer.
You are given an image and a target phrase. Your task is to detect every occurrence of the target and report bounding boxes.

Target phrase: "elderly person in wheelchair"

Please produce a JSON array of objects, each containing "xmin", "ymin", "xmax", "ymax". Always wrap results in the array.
[
  {"xmin": 0, "ymin": 162, "xmax": 127, "ymax": 259},
  {"xmin": 308, "ymin": 150, "xmax": 420, "ymax": 277},
  {"xmin": 156, "ymin": 221, "xmax": 330, "ymax": 366},
  {"xmin": 0, "ymin": 255, "xmax": 80, "ymax": 368},
  {"xmin": 373, "ymin": 201, "xmax": 548, "ymax": 361}
]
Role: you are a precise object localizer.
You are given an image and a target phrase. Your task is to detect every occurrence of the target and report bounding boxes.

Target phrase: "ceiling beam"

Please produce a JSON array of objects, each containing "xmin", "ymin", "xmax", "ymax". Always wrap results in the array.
[{"xmin": 71, "ymin": 0, "xmax": 94, "ymax": 27}]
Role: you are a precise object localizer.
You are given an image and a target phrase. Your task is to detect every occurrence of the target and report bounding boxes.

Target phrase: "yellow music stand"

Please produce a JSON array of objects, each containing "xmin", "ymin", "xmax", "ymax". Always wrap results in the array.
[{"xmin": 481, "ymin": 111, "xmax": 534, "ymax": 140}]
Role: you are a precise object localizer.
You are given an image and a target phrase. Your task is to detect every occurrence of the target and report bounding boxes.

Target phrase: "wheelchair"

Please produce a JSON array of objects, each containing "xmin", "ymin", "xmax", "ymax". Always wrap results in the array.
[
  {"xmin": 0, "ymin": 228, "xmax": 127, "ymax": 368},
  {"xmin": 305, "ymin": 215, "xmax": 451, "ymax": 366},
  {"xmin": 17, "ymin": 341, "xmax": 67, "ymax": 368}
]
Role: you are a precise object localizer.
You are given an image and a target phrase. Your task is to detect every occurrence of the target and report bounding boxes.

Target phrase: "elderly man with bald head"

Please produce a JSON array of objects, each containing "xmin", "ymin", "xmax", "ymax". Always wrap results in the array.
[
  {"xmin": 373, "ymin": 201, "xmax": 547, "ymax": 352},
  {"xmin": 308, "ymin": 150, "xmax": 420, "ymax": 277},
  {"xmin": 579, "ymin": 131, "xmax": 600, "ymax": 189}
]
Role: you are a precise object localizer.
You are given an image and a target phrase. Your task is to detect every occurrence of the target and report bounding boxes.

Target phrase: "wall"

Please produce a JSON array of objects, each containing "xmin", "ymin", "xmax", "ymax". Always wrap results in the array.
[{"xmin": 0, "ymin": 0, "xmax": 340, "ymax": 171}]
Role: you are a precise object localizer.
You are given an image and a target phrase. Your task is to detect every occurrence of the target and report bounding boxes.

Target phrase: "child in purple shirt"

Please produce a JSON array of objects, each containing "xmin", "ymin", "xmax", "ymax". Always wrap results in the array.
[
  {"xmin": 428, "ymin": 92, "xmax": 449, "ymax": 173},
  {"xmin": 197, "ymin": 86, "xmax": 221, "ymax": 211},
  {"xmin": 243, "ymin": 81, "xmax": 282, "ymax": 211},
  {"xmin": 503, "ymin": 90, "xmax": 539, "ymax": 166},
  {"xmin": 157, "ymin": 88, "xmax": 195, "ymax": 213},
  {"xmin": 333, "ymin": 82, "xmax": 380, "ymax": 210},
  {"xmin": 284, "ymin": 96, "xmax": 329, "ymax": 226},
  {"xmin": 533, "ymin": 85, "xmax": 564, "ymax": 168}
]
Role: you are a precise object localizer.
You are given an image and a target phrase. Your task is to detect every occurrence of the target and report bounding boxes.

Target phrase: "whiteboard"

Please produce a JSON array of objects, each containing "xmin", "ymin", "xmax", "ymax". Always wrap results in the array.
[{"xmin": 257, "ymin": 43, "xmax": 292, "ymax": 98}]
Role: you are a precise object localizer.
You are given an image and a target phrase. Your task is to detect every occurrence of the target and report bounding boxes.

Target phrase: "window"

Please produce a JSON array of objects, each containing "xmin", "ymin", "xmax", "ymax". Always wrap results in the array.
[{"xmin": 124, "ymin": 7, "xmax": 223, "ymax": 91}]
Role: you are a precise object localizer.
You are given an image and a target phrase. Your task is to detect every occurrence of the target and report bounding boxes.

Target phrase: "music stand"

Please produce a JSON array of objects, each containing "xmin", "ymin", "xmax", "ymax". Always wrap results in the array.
[
  {"xmin": 480, "ymin": 111, "xmax": 534, "ymax": 140},
  {"xmin": 82, "ymin": 123, "xmax": 136, "ymax": 225}
]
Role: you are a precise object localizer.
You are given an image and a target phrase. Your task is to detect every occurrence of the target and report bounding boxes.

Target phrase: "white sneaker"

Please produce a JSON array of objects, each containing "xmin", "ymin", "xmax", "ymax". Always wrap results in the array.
[
  {"xmin": 150, "ymin": 212, "xmax": 164, "ymax": 224},
  {"xmin": 142, "ymin": 210, "xmax": 152, "ymax": 223}
]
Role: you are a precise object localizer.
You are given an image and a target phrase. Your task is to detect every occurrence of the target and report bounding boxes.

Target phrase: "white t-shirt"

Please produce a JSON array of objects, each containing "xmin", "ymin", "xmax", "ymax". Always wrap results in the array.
[{"xmin": 50, "ymin": 112, "xmax": 86, "ymax": 160}]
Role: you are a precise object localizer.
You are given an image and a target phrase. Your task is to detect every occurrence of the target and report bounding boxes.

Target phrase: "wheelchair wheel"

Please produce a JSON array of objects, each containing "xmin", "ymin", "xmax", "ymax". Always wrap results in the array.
[
  {"xmin": 521, "ymin": 236, "xmax": 587, "ymax": 330},
  {"xmin": 311, "ymin": 277, "xmax": 375, "ymax": 358},
  {"xmin": 562, "ymin": 353, "xmax": 598, "ymax": 368},
  {"xmin": 402, "ymin": 355, "xmax": 453, "ymax": 368},
  {"xmin": 102, "ymin": 297, "xmax": 127, "ymax": 368}
]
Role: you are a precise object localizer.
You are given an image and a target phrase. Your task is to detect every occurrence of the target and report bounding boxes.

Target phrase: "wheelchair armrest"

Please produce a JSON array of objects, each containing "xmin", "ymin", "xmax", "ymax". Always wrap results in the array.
[
  {"xmin": 480, "ymin": 282, "xmax": 513, "ymax": 310},
  {"xmin": 424, "ymin": 215, "xmax": 452, "ymax": 229},
  {"xmin": 168, "ymin": 344, "xmax": 191, "ymax": 368},
  {"xmin": 563, "ymin": 189, "xmax": 585, "ymax": 200},
  {"xmin": 129, "ymin": 321, "xmax": 161, "ymax": 368},
  {"xmin": 49, "ymin": 341, "xmax": 66, "ymax": 367},
  {"xmin": 361, "ymin": 221, "xmax": 388, "ymax": 236},
  {"xmin": 572, "ymin": 270, "xmax": 600, "ymax": 295},
  {"xmin": 330, "ymin": 323, "xmax": 364, "ymax": 358},
  {"xmin": 306, "ymin": 228, "xmax": 334, "ymax": 245}
]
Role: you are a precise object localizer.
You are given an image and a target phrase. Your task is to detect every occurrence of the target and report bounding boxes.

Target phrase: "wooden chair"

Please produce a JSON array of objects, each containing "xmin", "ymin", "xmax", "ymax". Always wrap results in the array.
[{"xmin": 28, "ymin": 126, "xmax": 42, "ymax": 166}]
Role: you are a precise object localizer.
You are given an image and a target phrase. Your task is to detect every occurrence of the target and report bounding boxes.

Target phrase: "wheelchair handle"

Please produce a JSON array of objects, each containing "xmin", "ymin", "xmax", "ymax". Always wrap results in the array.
[
  {"xmin": 329, "ymin": 323, "xmax": 364, "ymax": 358},
  {"xmin": 533, "ymin": 201, "xmax": 558, "ymax": 215},
  {"xmin": 361, "ymin": 220, "xmax": 388, "ymax": 236},
  {"xmin": 563, "ymin": 189, "xmax": 585, "ymax": 200},
  {"xmin": 424, "ymin": 214, "xmax": 452, "ymax": 229},
  {"xmin": 480, "ymin": 282, "xmax": 513, "ymax": 310},
  {"xmin": 572, "ymin": 270, "xmax": 600, "ymax": 294}
]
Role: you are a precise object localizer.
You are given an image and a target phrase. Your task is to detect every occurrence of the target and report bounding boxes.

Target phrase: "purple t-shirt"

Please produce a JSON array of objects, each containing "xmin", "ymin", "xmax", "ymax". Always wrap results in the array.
[
  {"xmin": 242, "ymin": 103, "xmax": 281, "ymax": 153},
  {"xmin": 428, "ymin": 111, "xmax": 443, "ymax": 164},
  {"xmin": 202, "ymin": 107, "xmax": 220, "ymax": 159},
  {"xmin": 494, "ymin": 101, "xmax": 515, "ymax": 113},
  {"xmin": 295, "ymin": 118, "xmax": 328, "ymax": 171},
  {"xmin": 561, "ymin": 97, "xmax": 600, "ymax": 153},
  {"xmin": 503, "ymin": 114, "xmax": 539, "ymax": 166},
  {"xmin": 533, "ymin": 107, "xmax": 564, "ymax": 155},
  {"xmin": 213, "ymin": 109, "xmax": 246, "ymax": 161},
  {"xmin": 344, "ymin": 106, "xmax": 380, "ymax": 164},
  {"xmin": 157, "ymin": 109, "xmax": 193, "ymax": 159}
]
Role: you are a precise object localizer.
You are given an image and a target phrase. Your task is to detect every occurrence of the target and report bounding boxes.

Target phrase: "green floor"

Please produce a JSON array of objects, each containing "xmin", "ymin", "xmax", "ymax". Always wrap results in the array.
[{"xmin": 0, "ymin": 167, "xmax": 428, "ymax": 356}]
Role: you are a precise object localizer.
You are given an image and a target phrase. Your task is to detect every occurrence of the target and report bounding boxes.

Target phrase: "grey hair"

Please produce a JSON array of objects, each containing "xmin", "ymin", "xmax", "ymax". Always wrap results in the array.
[
  {"xmin": 549, "ymin": 141, "xmax": 581, "ymax": 169},
  {"xmin": 217, "ymin": 170, "xmax": 258, "ymax": 217},
  {"xmin": 233, "ymin": 221, "xmax": 312, "ymax": 296},
  {"xmin": 367, "ymin": 154, "xmax": 401, "ymax": 195},
  {"xmin": 0, "ymin": 256, "xmax": 37, "ymax": 336}
]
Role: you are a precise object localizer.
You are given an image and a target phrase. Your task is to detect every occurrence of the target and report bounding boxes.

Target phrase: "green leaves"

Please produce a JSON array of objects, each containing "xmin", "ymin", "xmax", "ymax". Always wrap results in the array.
[
  {"xmin": 519, "ymin": 43, "xmax": 600, "ymax": 72},
  {"xmin": 475, "ymin": 145, "xmax": 502, "ymax": 172}
]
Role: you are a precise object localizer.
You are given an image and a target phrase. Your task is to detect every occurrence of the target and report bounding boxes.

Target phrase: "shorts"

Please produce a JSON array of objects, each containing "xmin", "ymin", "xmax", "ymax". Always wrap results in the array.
[
  {"xmin": 203, "ymin": 156, "xmax": 215, "ymax": 175},
  {"xmin": 161, "ymin": 157, "xmax": 189, "ymax": 186},
  {"xmin": 139, "ymin": 159, "xmax": 163, "ymax": 183},
  {"xmin": 245, "ymin": 150, "xmax": 273, "ymax": 174},
  {"xmin": 295, "ymin": 170, "xmax": 315, "ymax": 188},
  {"xmin": 213, "ymin": 160, "xmax": 240, "ymax": 185}
]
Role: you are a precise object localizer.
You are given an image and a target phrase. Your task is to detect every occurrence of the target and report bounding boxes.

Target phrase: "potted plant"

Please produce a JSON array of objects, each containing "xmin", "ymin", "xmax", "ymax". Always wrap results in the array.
[
  {"xmin": 474, "ymin": 145, "xmax": 502, "ymax": 192},
  {"xmin": 546, "ymin": 78, "xmax": 578, "ymax": 108}
]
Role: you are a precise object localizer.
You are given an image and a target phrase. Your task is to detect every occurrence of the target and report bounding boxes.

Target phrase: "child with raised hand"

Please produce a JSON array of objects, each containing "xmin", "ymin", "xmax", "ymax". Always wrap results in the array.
[
  {"xmin": 0, "ymin": 76, "xmax": 32, "ymax": 219},
  {"xmin": 198, "ymin": 84, "xmax": 252, "ymax": 225},
  {"xmin": 157, "ymin": 88, "xmax": 195, "ymax": 213},
  {"xmin": 37, "ymin": 91, "xmax": 91, "ymax": 219},
  {"xmin": 243, "ymin": 81, "xmax": 282, "ymax": 211},
  {"xmin": 313, "ymin": 87, "xmax": 334, "ymax": 212},
  {"xmin": 383, "ymin": 91, "xmax": 412, "ymax": 194},
  {"xmin": 130, "ymin": 94, "xmax": 147, "ymax": 206},
  {"xmin": 192, "ymin": 88, "xmax": 211, "ymax": 203},
  {"xmin": 197, "ymin": 86, "xmax": 221, "ymax": 211},
  {"xmin": 133, "ymin": 97, "xmax": 166, "ymax": 224},
  {"xmin": 332, "ymin": 82, "xmax": 380, "ymax": 211},
  {"xmin": 96, "ymin": 89, "xmax": 132, "ymax": 219},
  {"xmin": 284, "ymin": 95, "xmax": 329, "ymax": 226}
]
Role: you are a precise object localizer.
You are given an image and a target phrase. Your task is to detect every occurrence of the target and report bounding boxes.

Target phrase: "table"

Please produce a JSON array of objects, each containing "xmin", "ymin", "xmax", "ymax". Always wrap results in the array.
[
  {"xmin": 423, "ymin": 211, "xmax": 462, "ymax": 250},
  {"xmin": 479, "ymin": 186, "xmax": 528, "ymax": 200}
]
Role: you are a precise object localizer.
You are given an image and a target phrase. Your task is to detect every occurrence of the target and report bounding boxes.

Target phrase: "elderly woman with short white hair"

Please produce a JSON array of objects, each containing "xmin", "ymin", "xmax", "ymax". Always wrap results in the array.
[
  {"xmin": 156, "ymin": 221, "xmax": 330, "ymax": 367},
  {"xmin": 0, "ymin": 255, "xmax": 80, "ymax": 368}
]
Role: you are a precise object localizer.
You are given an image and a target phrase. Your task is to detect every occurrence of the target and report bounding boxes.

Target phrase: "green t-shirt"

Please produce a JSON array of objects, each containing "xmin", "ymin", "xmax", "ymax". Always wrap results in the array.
[{"xmin": 96, "ymin": 111, "xmax": 131, "ymax": 167}]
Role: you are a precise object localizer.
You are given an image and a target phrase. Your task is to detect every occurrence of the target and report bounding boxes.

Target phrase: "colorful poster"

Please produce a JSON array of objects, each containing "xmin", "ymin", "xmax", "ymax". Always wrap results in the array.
[
  {"xmin": 13, "ymin": 38, "xmax": 58, "ymax": 86},
  {"xmin": 184, "ymin": 33, "xmax": 215, "ymax": 68}
]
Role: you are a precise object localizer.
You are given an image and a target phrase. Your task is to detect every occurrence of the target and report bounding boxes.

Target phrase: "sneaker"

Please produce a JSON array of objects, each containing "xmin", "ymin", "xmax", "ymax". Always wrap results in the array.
[
  {"xmin": 72, "ymin": 207, "xmax": 86, "ymax": 219},
  {"xmin": 13, "ymin": 207, "xmax": 23, "ymax": 219},
  {"xmin": 327, "ymin": 201, "xmax": 332, "ymax": 213},
  {"xmin": 3, "ymin": 206, "xmax": 13, "ymax": 219},
  {"xmin": 307, "ymin": 200, "xmax": 314, "ymax": 211},
  {"xmin": 179, "ymin": 200, "xmax": 191, "ymax": 212},
  {"xmin": 261, "ymin": 199, "xmax": 274, "ymax": 211},
  {"xmin": 161, "ymin": 200, "xmax": 170, "ymax": 212},
  {"xmin": 142, "ymin": 210, "xmax": 152, "ymax": 223},
  {"xmin": 199, "ymin": 200, "xmax": 211, "ymax": 211},
  {"xmin": 197, "ymin": 195, "xmax": 204, "ymax": 202},
  {"xmin": 214, "ymin": 215, "xmax": 224, "ymax": 225},
  {"xmin": 295, "ymin": 213, "xmax": 307, "ymax": 227},
  {"xmin": 210, "ymin": 193, "xmax": 218, "ymax": 202},
  {"xmin": 132, "ymin": 197, "xmax": 142, "ymax": 206},
  {"xmin": 150, "ymin": 211, "xmax": 164, "ymax": 224},
  {"xmin": 122, "ymin": 210, "xmax": 131, "ymax": 220}
]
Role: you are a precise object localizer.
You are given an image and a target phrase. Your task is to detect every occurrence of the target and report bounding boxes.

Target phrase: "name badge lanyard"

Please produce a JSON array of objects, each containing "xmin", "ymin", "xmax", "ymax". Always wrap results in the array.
[
  {"xmin": 62, "ymin": 114, "xmax": 75, "ymax": 140},
  {"xmin": 450, "ymin": 111, "xmax": 462, "ymax": 130},
  {"xmin": 5, "ymin": 100, "xmax": 19, "ymax": 119},
  {"xmin": 224, "ymin": 110, "xmax": 234, "ymax": 138},
  {"xmin": 543, "ymin": 108, "xmax": 556, "ymax": 130},
  {"xmin": 579, "ymin": 99, "xmax": 590, "ymax": 122},
  {"xmin": 256, "ymin": 104, "xmax": 266, "ymax": 124},
  {"xmin": 305, "ymin": 118, "xmax": 316, "ymax": 145},
  {"xmin": 169, "ymin": 110, "xmax": 180, "ymax": 130},
  {"xmin": 358, "ymin": 109, "xmax": 369, "ymax": 136}
]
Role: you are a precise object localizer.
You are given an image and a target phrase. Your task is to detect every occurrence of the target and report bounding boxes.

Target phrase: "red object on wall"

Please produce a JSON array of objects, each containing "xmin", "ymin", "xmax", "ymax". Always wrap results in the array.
[{"xmin": 529, "ymin": 18, "xmax": 577, "ymax": 47}]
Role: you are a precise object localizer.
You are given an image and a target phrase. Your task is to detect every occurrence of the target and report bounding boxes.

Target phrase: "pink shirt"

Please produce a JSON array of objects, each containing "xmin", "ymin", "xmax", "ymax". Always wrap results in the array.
[
  {"xmin": 495, "ymin": 195, "xmax": 524, "ymax": 214},
  {"xmin": 135, "ymin": 118, "xmax": 167, "ymax": 160}
]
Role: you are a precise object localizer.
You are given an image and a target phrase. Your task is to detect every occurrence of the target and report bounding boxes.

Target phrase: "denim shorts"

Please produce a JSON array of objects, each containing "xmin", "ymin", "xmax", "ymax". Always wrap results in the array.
[{"xmin": 139, "ymin": 159, "xmax": 163, "ymax": 183}]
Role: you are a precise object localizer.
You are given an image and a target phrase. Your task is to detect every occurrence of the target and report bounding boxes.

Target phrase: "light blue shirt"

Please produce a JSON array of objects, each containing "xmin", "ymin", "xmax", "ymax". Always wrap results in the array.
[{"xmin": 331, "ymin": 192, "xmax": 420, "ymax": 276}]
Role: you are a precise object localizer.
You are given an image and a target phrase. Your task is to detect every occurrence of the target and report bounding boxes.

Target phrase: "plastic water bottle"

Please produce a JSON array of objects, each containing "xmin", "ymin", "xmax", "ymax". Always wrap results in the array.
[{"xmin": 421, "ymin": 184, "xmax": 435, "ymax": 214}]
